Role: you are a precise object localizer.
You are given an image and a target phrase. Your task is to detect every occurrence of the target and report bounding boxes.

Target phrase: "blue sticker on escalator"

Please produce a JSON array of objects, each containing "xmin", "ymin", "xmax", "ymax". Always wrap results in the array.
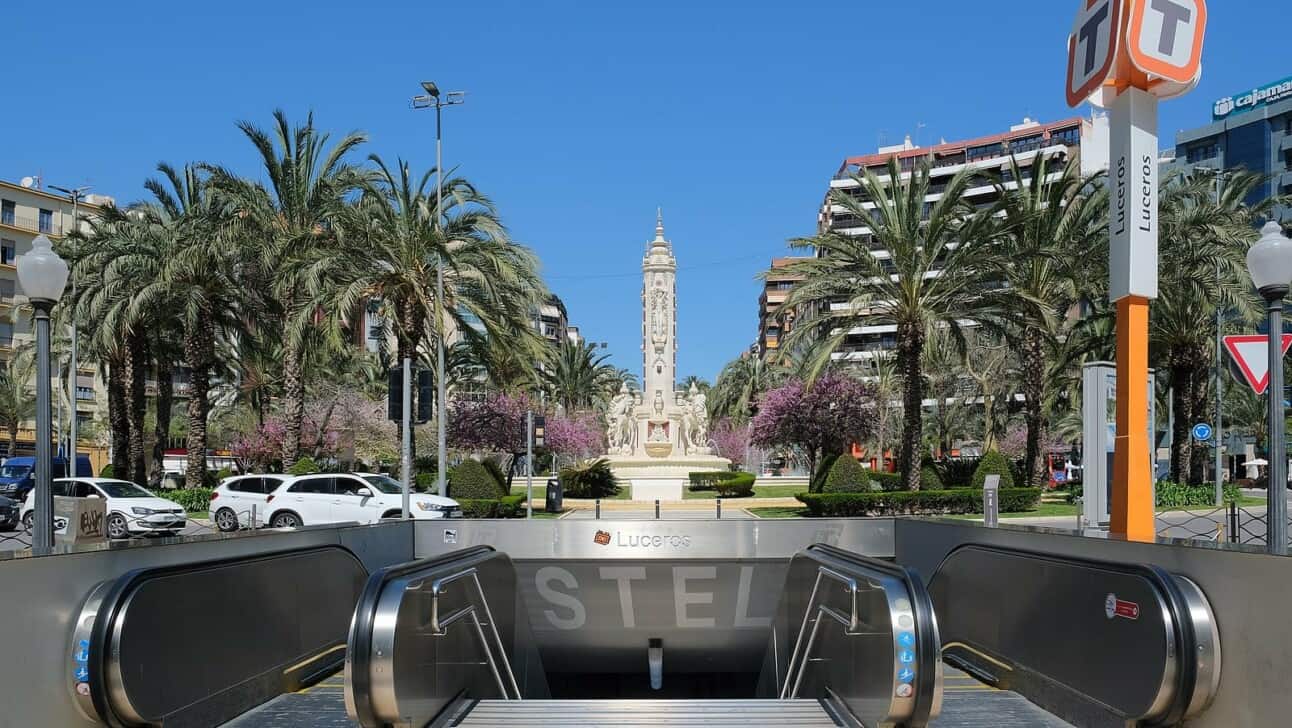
[
  {"xmin": 899, "ymin": 667, "xmax": 915, "ymax": 682},
  {"xmin": 898, "ymin": 632, "xmax": 915, "ymax": 648},
  {"xmin": 899, "ymin": 649, "xmax": 915, "ymax": 664}
]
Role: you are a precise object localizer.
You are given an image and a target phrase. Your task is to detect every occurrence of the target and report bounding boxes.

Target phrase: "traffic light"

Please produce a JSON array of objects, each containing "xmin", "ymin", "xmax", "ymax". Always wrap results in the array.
[
  {"xmin": 533, "ymin": 415, "xmax": 546, "ymax": 447},
  {"xmin": 387, "ymin": 368, "xmax": 403, "ymax": 421},
  {"xmin": 417, "ymin": 369, "xmax": 434, "ymax": 424}
]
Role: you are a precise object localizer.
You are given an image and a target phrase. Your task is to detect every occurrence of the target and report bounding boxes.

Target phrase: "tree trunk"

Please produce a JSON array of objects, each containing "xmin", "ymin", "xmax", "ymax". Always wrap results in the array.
[
  {"xmin": 1168, "ymin": 361, "xmax": 1192, "ymax": 483},
  {"xmin": 7, "ymin": 422, "xmax": 16, "ymax": 462},
  {"xmin": 123, "ymin": 334, "xmax": 148, "ymax": 485},
  {"xmin": 150, "ymin": 361, "xmax": 174, "ymax": 485},
  {"xmin": 897, "ymin": 322, "xmax": 925, "ymax": 491},
  {"xmin": 281, "ymin": 340, "xmax": 304, "ymax": 468},
  {"xmin": 184, "ymin": 318, "xmax": 214, "ymax": 489},
  {"xmin": 107, "ymin": 359, "xmax": 128, "ymax": 477},
  {"xmin": 397, "ymin": 299, "xmax": 423, "ymax": 466},
  {"xmin": 1020, "ymin": 328, "xmax": 1048, "ymax": 487},
  {"xmin": 1187, "ymin": 361, "xmax": 1210, "ymax": 486}
]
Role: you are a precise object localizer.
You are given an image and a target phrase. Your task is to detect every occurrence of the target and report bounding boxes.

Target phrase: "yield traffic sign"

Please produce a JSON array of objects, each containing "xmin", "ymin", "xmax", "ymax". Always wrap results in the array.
[
  {"xmin": 1126, "ymin": 0, "xmax": 1206, "ymax": 84},
  {"xmin": 1223, "ymin": 334, "xmax": 1292, "ymax": 395},
  {"xmin": 1066, "ymin": 0, "xmax": 1123, "ymax": 107}
]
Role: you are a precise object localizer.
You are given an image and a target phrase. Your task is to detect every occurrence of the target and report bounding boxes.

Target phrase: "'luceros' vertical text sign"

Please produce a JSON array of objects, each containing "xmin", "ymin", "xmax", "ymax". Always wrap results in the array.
[
  {"xmin": 1066, "ymin": 0, "xmax": 1122, "ymax": 107},
  {"xmin": 1108, "ymin": 87, "xmax": 1158, "ymax": 301}
]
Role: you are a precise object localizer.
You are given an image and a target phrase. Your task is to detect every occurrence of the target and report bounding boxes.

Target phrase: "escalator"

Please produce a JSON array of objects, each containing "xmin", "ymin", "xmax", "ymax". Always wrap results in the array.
[{"xmin": 67, "ymin": 539, "xmax": 1222, "ymax": 728}]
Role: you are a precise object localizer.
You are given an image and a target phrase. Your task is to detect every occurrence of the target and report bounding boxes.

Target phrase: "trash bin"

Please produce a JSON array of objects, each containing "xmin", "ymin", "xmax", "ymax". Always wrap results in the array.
[{"xmin": 545, "ymin": 478, "xmax": 563, "ymax": 513}]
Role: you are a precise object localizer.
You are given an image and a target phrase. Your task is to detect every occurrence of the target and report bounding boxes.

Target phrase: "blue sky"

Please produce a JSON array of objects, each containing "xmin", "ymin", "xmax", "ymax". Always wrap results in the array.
[{"xmin": 3, "ymin": 0, "xmax": 1286, "ymax": 380}]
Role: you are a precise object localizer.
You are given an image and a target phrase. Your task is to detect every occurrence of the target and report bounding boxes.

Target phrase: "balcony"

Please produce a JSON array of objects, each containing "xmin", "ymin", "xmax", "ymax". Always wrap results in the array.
[{"xmin": 0, "ymin": 210, "xmax": 62, "ymax": 236}]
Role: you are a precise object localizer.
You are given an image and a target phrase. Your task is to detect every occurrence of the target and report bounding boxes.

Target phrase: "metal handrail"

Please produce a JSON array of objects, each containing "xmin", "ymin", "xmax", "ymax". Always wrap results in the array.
[
  {"xmin": 779, "ymin": 565, "xmax": 870, "ymax": 699},
  {"xmin": 429, "ymin": 567, "xmax": 522, "ymax": 699}
]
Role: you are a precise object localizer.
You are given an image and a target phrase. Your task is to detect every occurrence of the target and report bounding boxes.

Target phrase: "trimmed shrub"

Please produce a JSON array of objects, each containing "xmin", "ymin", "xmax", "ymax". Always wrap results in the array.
[
  {"xmin": 168, "ymin": 488, "xmax": 212, "ymax": 513},
  {"xmin": 449, "ymin": 459, "xmax": 506, "ymax": 500},
  {"xmin": 457, "ymin": 499, "xmax": 500, "ymax": 518},
  {"xmin": 1155, "ymin": 481, "xmax": 1241, "ymax": 507},
  {"xmin": 822, "ymin": 456, "xmax": 869, "ymax": 494},
  {"xmin": 482, "ymin": 458, "xmax": 509, "ymax": 489},
  {"xmin": 867, "ymin": 471, "xmax": 904, "ymax": 492},
  {"xmin": 560, "ymin": 458, "xmax": 620, "ymax": 499},
  {"xmin": 797, "ymin": 488, "xmax": 1042, "ymax": 517},
  {"xmin": 920, "ymin": 457, "xmax": 944, "ymax": 489},
  {"xmin": 287, "ymin": 457, "xmax": 321, "ymax": 476},
  {"xmin": 714, "ymin": 472, "xmax": 756, "ymax": 498},
  {"xmin": 971, "ymin": 451, "xmax": 1015, "ymax": 489},
  {"xmin": 810, "ymin": 454, "xmax": 841, "ymax": 494},
  {"xmin": 99, "ymin": 464, "xmax": 115, "ymax": 478},
  {"xmin": 688, "ymin": 472, "xmax": 725, "ymax": 491},
  {"xmin": 414, "ymin": 472, "xmax": 436, "ymax": 492},
  {"xmin": 939, "ymin": 458, "xmax": 980, "ymax": 488},
  {"xmin": 497, "ymin": 493, "xmax": 528, "ymax": 517}
]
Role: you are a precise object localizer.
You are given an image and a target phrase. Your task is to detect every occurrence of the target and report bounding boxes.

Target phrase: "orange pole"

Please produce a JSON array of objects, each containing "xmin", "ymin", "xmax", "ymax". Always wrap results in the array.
[{"xmin": 1112, "ymin": 296, "xmax": 1154, "ymax": 540}]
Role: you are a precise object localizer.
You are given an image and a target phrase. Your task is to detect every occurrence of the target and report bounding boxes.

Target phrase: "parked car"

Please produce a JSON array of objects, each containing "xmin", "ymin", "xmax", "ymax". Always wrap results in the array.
[
  {"xmin": 210, "ymin": 474, "xmax": 289, "ymax": 532},
  {"xmin": 21, "ymin": 478, "xmax": 187, "ymax": 540},
  {"xmin": 0, "ymin": 455, "xmax": 93, "ymax": 502},
  {"xmin": 0, "ymin": 495, "xmax": 18, "ymax": 531},
  {"xmin": 263, "ymin": 473, "xmax": 461, "ymax": 528}
]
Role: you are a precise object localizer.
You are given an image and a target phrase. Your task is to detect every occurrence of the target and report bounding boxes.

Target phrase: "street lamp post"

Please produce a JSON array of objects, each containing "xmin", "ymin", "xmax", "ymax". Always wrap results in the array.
[
  {"xmin": 413, "ymin": 81, "xmax": 465, "ymax": 498},
  {"xmin": 49, "ymin": 185, "xmax": 88, "ymax": 466},
  {"xmin": 1246, "ymin": 220, "xmax": 1292, "ymax": 554},
  {"xmin": 17, "ymin": 235, "xmax": 69, "ymax": 553}
]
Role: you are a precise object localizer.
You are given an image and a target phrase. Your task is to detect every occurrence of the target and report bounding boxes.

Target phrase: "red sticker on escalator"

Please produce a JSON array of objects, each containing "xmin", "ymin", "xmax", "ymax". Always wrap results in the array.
[{"xmin": 1105, "ymin": 593, "xmax": 1140, "ymax": 620}]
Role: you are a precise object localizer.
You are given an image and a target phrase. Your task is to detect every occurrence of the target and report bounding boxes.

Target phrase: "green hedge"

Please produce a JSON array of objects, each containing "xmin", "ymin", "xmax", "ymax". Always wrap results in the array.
[
  {"xmin": 714, "ymin": 473, "xmax": 756, "ymax": 498},
  {"xmin": 688, "ymin": 470, "xmax": 750, "ymax": 491},
  {"xmin": 99, "ymin": 464, "xmax": 115, "ymax": 478},
  {"xmin": 797, "ymin": 488, "xmax": 1042, "ymax": 517},
  {"xmin": 482, "ymin": 458, "xmax": 509, "ymax": 488},
  {"xmin": 287, "ymin": 456, "xmax": 321, "ymax": 475},
  {"xmin": 414, "ymin": 472, "xmax": 436, "ymax": 492},
  {"xmin": 810, "ymin": 454, "xmax": 840, "ymax": 494},
  {"xmin": 971, "ymin": 451, "xmax": 1015, "ymax": 489},
  {"xmin": 1155, "ymin": 481, "xmax": 1241, "ymax": 508},
  {"xmin": 457, "ymin": 493, "xmax": 529, "ymax": 518},
  {"xmin": 450, "ymin": 460, "xmax": 507, "ymax": 500},
  {"xmin": 868, "ymin": 471, "xmax": 905, "ymax": 492},
  {"xmin": 167, "ymin": 488, "xmax": 212, "ymax": 513}
]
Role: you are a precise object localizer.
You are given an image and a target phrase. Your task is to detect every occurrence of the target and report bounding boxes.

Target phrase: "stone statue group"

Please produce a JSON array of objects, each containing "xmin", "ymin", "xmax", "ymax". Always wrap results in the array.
[{"xmin": 606, "ymin": 382, "xmax": 709, "ymax": 456}]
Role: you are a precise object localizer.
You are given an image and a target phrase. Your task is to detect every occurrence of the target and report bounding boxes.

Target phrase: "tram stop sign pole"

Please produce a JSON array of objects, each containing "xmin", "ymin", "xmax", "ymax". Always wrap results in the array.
[{"xmin": 1066, "ymin": 0, "xmax": 1206, "ymax": 541}]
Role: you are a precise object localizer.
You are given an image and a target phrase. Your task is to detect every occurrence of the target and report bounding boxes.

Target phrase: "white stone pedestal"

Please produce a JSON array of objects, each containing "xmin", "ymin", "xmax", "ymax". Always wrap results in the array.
[{"xmin": 605, "ymin": 454, "xmax": 733, "ymax": 502}]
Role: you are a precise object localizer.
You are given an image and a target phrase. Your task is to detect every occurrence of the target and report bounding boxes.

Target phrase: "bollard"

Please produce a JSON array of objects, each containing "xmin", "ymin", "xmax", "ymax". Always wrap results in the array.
[
  {"xmin": 982, "ymin": 474, "xmax": 1000, "ymax": 528},
  {"xmin": 1228, "ymin": 501, "xmax": 1239, "ymax": 543},
  {"xmin": 716, "ymin": 498, "xmax": 722, "ymax": 519},
  {"xmin": 595, "ymin": 499, "xmax": 601, "ymax": 520},
  {"xmin": 655, "ymin": 499, "xmax": 660, "ymax": 519},
  {"xmin": 250, "ymin": 504, "xmax": 257, "ymax": 531}
]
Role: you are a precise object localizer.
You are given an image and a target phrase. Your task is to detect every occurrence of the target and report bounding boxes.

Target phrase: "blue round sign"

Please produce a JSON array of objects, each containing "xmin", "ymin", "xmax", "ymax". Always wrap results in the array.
[{"xmin": 1192, "ymin": 423, "xmax": 1213, "ymax": 442}]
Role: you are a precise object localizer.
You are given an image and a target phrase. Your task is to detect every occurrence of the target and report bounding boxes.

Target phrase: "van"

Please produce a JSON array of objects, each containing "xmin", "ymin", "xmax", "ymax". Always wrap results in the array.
[{"xmin": 0, "ymin": 455, "xmax": 94, "ymax": 501}]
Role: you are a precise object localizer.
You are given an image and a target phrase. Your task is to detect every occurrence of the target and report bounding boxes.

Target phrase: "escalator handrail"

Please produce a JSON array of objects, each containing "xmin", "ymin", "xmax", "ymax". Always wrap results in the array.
[
  {"xmin": 929, "ymin": 543, "xmax": 1199, "ymax": 726},
  {"xmin": 795, "ymin": 543, "xmax": 941, "ymax": 727},
  {"xmin": 346, "ymin": 545, "xmax": 502, "ymax": 728},
  {"xmin": 84, "ymin": 544, "xmax": 366, "ymax": 727}
]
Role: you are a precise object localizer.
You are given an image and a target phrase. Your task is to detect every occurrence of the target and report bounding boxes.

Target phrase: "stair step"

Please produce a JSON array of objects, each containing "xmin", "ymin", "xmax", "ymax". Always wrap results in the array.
[{"xmin": 456, "ymin": 699, "xmax": 840, "ymax": 726}]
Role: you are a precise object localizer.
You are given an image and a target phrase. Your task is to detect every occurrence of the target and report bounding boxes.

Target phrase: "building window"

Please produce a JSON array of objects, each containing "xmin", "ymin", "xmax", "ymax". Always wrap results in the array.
[
  {"xmin": 38, "ymin": 209, "xmax": 53, "ymax": 233},
  {"xmin": 76, "ymin": 386, "xmax": 95, "ymax": 401},
  {"xmin": 0, "ymin": 322, "xmax": 12, "ymax": 348},
  {"xmin": 0, "ymin": 201, "xmax": 13, "ymax": 226},
  {"xmin": 1186, "ymin": 142, "xmax": 1219, "ymax": 164},
  {"xmin": 0, "ymin": 280, "xmax": 13, "ymax": 300},
  {"xmin": 0, "ymin": 239, "xmax": 13, "ymax": 265}
]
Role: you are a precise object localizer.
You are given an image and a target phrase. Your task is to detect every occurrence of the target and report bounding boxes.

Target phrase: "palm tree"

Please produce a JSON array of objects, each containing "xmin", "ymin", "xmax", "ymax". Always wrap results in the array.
[
  {"xmin": 541, "ymin": 340, "xmax": 620, "ymax": 413},
  {"xmin": 206, "ymin": 110, "xmax": 367, "ymax": 469},
  {"xmin": 779, "ymin": 157, "xmax": 995, "ymax": 490},
  {"xmin": 1153, "ymin": 170, "xmax": 1272, "ymax": 483},
  {"xmin": 129, "ymin": 163, "xmax": 249, "ymax": 487},
  {"xmin": 982, "ymin": 154, "xmax": 1107, "ymax": 484},
  {"xmin": 0, "ymin": 352, "xmax": 35, "ymax": 458},
  {"xmin": 709, "ymin": 354, "xmax": 786, "ymax": 423},
  {"xmin": 679, "ymin": 375, "xmax": 710, "ymax": 393}
]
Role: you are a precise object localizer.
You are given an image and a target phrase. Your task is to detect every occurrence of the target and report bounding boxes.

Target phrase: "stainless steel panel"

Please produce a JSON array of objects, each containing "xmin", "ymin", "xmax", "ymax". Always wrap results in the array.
[
  {"xmin": 414, "ymin": 518, "xmax": 897, "ymax": 561},
  {"xmin": 457, "ymin": 698, "xmax": 840, "ymax": 726}
]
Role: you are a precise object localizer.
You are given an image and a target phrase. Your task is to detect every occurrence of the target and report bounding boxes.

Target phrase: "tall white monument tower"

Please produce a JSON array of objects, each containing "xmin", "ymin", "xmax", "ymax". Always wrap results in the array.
[{"xmin": 604, "ymin": 211, "xmax": 730, "ymax": 500}]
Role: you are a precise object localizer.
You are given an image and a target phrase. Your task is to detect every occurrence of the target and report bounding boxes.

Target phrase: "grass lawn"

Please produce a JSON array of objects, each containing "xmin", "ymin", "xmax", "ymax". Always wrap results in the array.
[
  {"xmin": 747, "ymin": 507, "xmax": 810, "ymax": 519},
  {"xmin": 683, "ymin": 484, "xmax": 805, "ymax": 500},
  {"xmin": 189, "ymin": 511, "xmax": 208, "ymax": 521}
]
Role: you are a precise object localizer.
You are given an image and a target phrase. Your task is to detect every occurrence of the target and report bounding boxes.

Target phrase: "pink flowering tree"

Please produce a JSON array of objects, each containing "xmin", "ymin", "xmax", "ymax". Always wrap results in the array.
[
  {"xmin": 545, "ymin": 412, "xmax": 604, "ymax": 469},
  {"xmin": 751, "ymin": 375, "xmax": 876, "ymax": 478},
  {"xmin": 710, "ymin": 418, "xmax": 750, "ymax": 469},
  {"xmin": 447, "ymin": 393, "xmax": 533, "ymax": 483},
  {"xmin": 998, "ymin": 423, "xmax": 1068, "ymax": 463}
]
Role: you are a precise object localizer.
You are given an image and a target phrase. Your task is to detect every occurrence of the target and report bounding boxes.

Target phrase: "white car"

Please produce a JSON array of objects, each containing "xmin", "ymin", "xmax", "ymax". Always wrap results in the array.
[
  {"xmin": 263, "ymin": 472, "xmax": 462, "ymax": 528},
  {"xmin": 210, "ymin": 474, "xmax": 289, "ymax": 532},
  {"xmin": 21, "ymin": 478, "xmax": 187, "ymax": 539}
]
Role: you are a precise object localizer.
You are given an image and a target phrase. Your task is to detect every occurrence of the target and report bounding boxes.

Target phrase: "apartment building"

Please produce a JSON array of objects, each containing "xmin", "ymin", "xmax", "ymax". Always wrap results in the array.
[
  {"xmin": 0, "ymin": 177, "xmax": 115, "ymax": 456},
  {"xmin": 756, "ymin": 257, "xmax": 809, "ymax": 357},
  {"xmin": 816, "ymin": 116, "xmax": 1103, "ymax": 363}
]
